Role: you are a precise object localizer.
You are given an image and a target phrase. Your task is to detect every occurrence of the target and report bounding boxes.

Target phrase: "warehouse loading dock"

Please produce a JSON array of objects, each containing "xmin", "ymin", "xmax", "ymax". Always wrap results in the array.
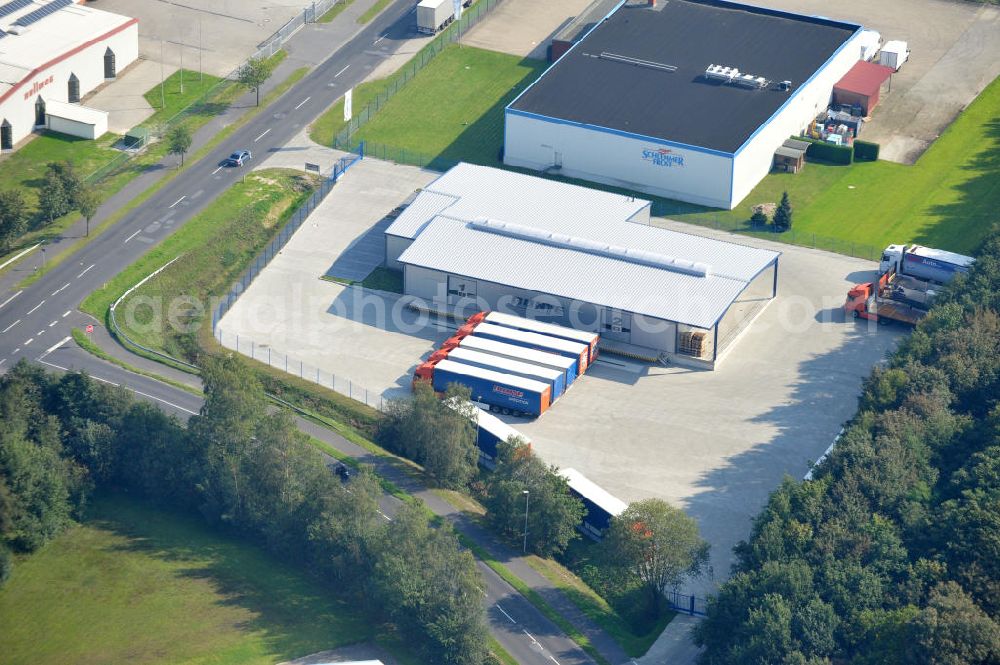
[{"xmin": 385, "ymin": 163, "xmax": 780, "ymax": 368}]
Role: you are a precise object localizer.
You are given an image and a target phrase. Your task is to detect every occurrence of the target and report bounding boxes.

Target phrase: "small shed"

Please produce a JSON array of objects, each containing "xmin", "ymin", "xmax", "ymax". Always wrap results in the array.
[
  {"xmin": 833, "ymin": 60, "xmax": 894, "ymax": 116},
  {"xmin": 774, "ymin": 138, "xmax": 810, "ymax": 173},
  {"xmin": 44, "ymin": 100, "xmax": 108, "ymax": 140}
]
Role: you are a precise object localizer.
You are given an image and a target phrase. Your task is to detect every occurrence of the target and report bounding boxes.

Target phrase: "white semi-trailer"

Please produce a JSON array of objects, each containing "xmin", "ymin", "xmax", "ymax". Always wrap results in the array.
[
  {"xmin": 879, "ymin": 244, "xmax": 974, "ymax": 284},
  {"xmin": 416, "ymin": 0, "xmax": 452, "ymax": 34}
]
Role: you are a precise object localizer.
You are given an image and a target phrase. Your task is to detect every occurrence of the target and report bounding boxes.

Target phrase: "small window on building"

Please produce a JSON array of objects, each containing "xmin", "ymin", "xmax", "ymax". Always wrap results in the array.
[
  {"xmin": 1, "ymin": 120, "xmax": 12, "ymax": 150},
  {"xmin": 104, "ymin": 47, "xmax": 116, "ymax": 79},
  {"xmin": 68, "ymin": 73, "xmax": 80, "ymax": 103},
  {"xmin": 34, "ymin": 97, "xmax": 46, "ymax": 126}
]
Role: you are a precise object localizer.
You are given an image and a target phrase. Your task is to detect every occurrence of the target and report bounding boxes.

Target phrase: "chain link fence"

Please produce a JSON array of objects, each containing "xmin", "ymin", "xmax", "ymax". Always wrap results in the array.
[
  {"xmin": 216, "ymin": 328, "xmax": 387, "ymax": 411},
  {"xmin": 334, "ymin": 0, "xmax": 507, "ymax": 149},
  {"xmin": 674, "ymin": 216, "xmax": 882, "ymax": 261}
]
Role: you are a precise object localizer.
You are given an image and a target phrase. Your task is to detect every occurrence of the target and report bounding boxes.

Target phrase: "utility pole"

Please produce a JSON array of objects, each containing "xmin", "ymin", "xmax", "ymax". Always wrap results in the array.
[
  {"xmin": 199, "ymin": 17, "xmax": 203, "ymax": 83},
  {"xmin": 522, "ymin": 490, "xmax": 530, "ymax": 554},
  {"xmin": 159, "ymin": 39, "xmax": 165, "ymax": 109},
  {"xmin": 180, "ymin": 43, "xmax": 184, "ymax": 94}
]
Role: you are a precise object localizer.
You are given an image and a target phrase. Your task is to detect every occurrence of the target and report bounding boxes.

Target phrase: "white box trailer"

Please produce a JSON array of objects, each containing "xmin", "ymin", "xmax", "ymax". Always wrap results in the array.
[
  {"xmin": 417, "ymin": 0, "xmax": 452, "ymax": 34},
  {"xmin": 879, "ymin": 40, "xmax": 909, "ymax": 71},
  {"xmin": 858, "ymin": 29, "xmax": 881, "ymax": 61}
]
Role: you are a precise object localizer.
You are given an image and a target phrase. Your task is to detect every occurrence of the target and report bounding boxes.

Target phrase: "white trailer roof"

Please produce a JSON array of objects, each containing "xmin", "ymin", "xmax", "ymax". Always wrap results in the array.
[
  {"xmin": 473, "ymin": 405, "xmax": 531, "ymax": 445},
  {"xmin": 459, "ymin": 335, "xmax": 576, "ymax": 371},
  {"xmin": 485, "ymin": 311, "xmax": 598, "ymax": 345},
  {"xmin": 44, "ymin": 99, "xmax": 106, "ymax": 125},
  {"xmin": 417, "ymin": 0, "xmax": 449, "ymax": 7},
  {"xmin": 448, "ymin": 347, "xmax": 563, "ymax": 382},
  {"xmin": 881, "ymin": 40, "xmax": 908, "ymax": 54},
  {"xmin": 473, "ymin": 322, "xmax": 588, "ymax": 356},
  {"xmin": 910, "ymin": 245, "xmax": 974, "ymax": 268},
  {"xmin": 560, "ymin": 468, "xmax": 628, "ymax": 518},
  {"xmin": 434, "ymin": 358, "xmax": 550, "ymax": 394}
]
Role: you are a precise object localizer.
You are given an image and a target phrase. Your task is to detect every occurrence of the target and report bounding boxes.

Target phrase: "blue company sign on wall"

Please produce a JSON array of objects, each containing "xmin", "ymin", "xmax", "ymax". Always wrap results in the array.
[{"xmin": 642, "ymin": 147, "xmax": 685, "ymax": 167}]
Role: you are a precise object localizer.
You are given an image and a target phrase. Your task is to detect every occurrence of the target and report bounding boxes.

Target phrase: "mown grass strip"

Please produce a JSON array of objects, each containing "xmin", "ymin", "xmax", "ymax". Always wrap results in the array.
[{"xmin": 358, "ymin": 0, "xmax": 390, "ymax": 24}]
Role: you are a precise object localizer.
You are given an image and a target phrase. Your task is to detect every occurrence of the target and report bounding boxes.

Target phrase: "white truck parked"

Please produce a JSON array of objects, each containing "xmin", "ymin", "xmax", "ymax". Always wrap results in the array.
[
  {"xmin": 417, "ymin": 0, "xmax": 453, "ymax": 34},
  {"xmin": 879, "ymin": 243, "xmax": 974, "ymax": 284}
]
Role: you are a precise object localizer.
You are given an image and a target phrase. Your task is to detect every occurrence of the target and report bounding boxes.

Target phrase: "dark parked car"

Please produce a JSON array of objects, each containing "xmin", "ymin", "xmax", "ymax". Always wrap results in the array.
[
  {"xmin": 331, "ymin": 462, "xmax": 351, "ymax": 481},
  {"xmin": 224, "ymin": 150, "xmax": 251, "ymax": 167}
]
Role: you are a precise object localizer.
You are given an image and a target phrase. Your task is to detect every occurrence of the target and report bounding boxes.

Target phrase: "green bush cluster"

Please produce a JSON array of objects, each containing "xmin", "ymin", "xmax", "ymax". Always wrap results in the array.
[
  {"xmin": 853, "ymin": 139, "xmax": 880, "ymax": 161},
  {"xmin": 801, "ymin": 137, "xmax": 854, "ymax": 165}
]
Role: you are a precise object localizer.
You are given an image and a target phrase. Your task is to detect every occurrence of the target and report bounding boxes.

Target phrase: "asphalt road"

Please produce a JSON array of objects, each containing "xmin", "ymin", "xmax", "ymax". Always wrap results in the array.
[{"xmin": 35, "ymin": 338, "xmax": 594, "ymax": 665}]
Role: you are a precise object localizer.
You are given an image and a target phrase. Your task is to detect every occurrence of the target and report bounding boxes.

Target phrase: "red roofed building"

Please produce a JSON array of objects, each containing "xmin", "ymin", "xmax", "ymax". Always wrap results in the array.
[{"xmin": 832, "ymin": 60, "xmax": 895, "ymax": 116}]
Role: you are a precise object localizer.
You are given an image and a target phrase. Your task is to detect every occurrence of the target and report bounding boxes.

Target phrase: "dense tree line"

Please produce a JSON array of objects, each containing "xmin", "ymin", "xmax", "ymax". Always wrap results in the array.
[
  {"xmin": 0, "ymin": 355, "xmax": 489, "ymax": 665},
  {"xmin": 694, "ymin": 228, "xmax": 1000, "ymax": 664}
]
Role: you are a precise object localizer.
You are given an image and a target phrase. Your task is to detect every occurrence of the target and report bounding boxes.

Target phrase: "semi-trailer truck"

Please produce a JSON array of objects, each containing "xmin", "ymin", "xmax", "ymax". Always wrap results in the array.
[
  {"xmin": 879, "ymin": 244, "xmax": 974, "ymax": 285},
  {"xmin": 471, "ymin": 322, "xmax": 590, "ymax": 374},
  {"xmin": 560, "ymin": 468, "xmax": 628, "ymax": 539},
  {"xmin": 437, "ymin": 346, "xmax": 567, "ymax": 400},
  {"xmin": 445, "ymin": 334, "xmax": 579, "ymax": 385},
  {"xmin": 413, "ymin": 358, "xmax": 551, "ymax": 417},
  {"xmin": 844, "ymin": 266, "xmax": 935, "ymax": 326},
  {"xmin": 472, "ymin": 311, "xmax": 601, "ymax": 364},
  {"xmin": 444, "ymin": 400, "xmax": 531, "ymax": 468},
  {"xmin": 416, "ymin": 0, "xmax": 452, "ymax": 34}
]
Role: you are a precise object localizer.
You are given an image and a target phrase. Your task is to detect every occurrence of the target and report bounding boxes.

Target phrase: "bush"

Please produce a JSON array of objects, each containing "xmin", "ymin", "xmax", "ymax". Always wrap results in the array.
[
  {"xmin": 0, "ymin": 545, "xmax": 12, "ymax": 586},
  {"xmin": 803, "ymin": 138, "xmax": 854, "ymax": 165},
  {"xmin": 854, "ymin": 140, "xmax": 880, "ymax": 161}
]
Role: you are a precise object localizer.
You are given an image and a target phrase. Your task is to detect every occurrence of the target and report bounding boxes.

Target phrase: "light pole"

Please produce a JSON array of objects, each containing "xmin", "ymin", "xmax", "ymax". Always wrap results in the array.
[{"xmin": 522, "ymin": 489, "xmax": 530, "ymax": 554}]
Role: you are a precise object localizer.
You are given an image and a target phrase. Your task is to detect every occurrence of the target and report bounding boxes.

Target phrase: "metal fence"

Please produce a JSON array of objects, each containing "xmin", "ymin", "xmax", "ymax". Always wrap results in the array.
[
  {"xmin": 334, "ymin": 0, "xmax": 507, "ymax": 148},
  {"xmin": 666, "ymin": 590, "xmax": 708, "ymax": 617},
  {"xmin": 216, "ymin": 328, "xmax": 387, "ymax": 411},
  {"xmin": 674, "ymin": 216, "xmax": 882, "ymax": 261}
]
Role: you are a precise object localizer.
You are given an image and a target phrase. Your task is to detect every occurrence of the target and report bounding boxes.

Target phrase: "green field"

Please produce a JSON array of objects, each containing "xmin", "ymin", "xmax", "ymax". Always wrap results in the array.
[
  {"xmin": 0, "ymin": 497, "xmax": 371, "ymax": 665},
  {"xmin": 81, "ymin": 169, "xmax": 315, "ymax": 357},
  {"xmin": 354, "ymin": 45, "xmax": 546, "ymax": 169}
]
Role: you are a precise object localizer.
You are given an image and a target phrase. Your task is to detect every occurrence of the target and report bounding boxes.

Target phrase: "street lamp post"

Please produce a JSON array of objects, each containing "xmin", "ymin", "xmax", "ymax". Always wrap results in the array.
[{"xmin": 522, "ymin": 489, "xmax": 530, "ymax": 554}]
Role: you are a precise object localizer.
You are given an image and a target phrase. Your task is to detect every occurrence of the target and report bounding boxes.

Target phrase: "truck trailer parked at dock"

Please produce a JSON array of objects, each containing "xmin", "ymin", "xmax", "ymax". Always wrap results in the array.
[
  {"xmin": 472, "ymin": 311, "xmax": 601, "ymax": 364},
  {"xmin": 436, "ymin": 346, "xmax": 567, "ymax": 400},
  {"xmin": 446, "ymin": 334, "xmax": 579, "ymax": 385},
  {"xmin": 414, "ymin": 358, "xmax": 551, "ymax": 417},
  {"xmin": 471, "ymin": 323, "xmax": 590, "ymax": 375}
]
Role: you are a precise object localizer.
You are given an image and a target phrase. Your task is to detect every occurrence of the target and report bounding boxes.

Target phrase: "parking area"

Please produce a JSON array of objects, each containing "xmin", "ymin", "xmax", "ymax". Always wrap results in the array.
[
  {"xmin": 218, "ymin": 159, "xmax": 903, "ymax": 594},
  {"xmin": 462, "ymin": 0, "xmax": 595, "ymax": 61},
  {"xmin": 93, "ymin": 0, "xmax": 314, "ymax": 76}
]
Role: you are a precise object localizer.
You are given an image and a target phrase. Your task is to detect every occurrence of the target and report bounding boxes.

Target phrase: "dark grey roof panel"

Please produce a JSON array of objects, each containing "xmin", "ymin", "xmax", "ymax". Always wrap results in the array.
[{"xmin": 14, "ymin": 0, "xmax": 73, "ymax": 27}]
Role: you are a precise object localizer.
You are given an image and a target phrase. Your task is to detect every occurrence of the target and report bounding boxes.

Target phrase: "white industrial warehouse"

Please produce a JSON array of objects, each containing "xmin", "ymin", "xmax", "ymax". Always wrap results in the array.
[
  {"xmin": 503, "ymin": 0, "xmax": 866, "ymax": 209},
  {"xmin": 0, "ymin": 0, "xmax": 138, "ymax": 151},
  {"xmin": 384, "ymin": 163, "xmax": 780, "ymax": 367}
]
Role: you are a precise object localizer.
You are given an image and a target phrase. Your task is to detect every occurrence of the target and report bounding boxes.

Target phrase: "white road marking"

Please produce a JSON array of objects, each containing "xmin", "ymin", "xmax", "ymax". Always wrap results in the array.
[
  {"xmin": 76, "ymin": 263, "xmax": 95, "ymax": 278},
  {"xmin": 26, "ymin": 300, "xmax": 44, "ymax": 315},
  {"xmin": 334, "ymin": 64, "xmax": 350, "ymax": 77},
  {"xmin": 39, "ymin": 335, "xmax": 71, "ymax": 359},
  {"xmin": 38, "ymin": 358, "xmax": 199, "ymax": 415},
  {"xmin": 377, "ymin": 509, "xmax": 392, "ymax": 522},
  {"xmin": 62, "ymin": 310, "xmax": 71, "ymax": 318},
  {"xmin": 373, "ymin": 35, "xmax": 385, "ymax": 46},
  {"xmin": 36, "ymin": 329, "xmax": 44, "ymax": 336},
  {"xmin": 0, "ymin": 243, "xmax": 40, "ymax": 271},
  {"xmin": 48, "ymin": 320, "xmax": 57, "ymax": 327},
  {"xmin": 124, "ymin": 229, "xmax": 142, "ymax": 244},
  {"xmin": 522, "ymin": 629, "xmax": 537, "ymax": 643},
  {"xmin": 294, "ymin": 96, "xmax": 310, "ymax": 109},
  {"xmin": 0, "ymin": 359, "xmax": 5, "ymax": 367},
  {"xmin": 212, "ymin": 165, "xmax": 224, "ymax": 175},
  {"xmin": 169, "ymin": 195, "xmax": 186, "ymax": 208},
  {"xmin": 0, "ymin": 290, "xmax": 22, "ymax": 310},
  {"xmin": 254, "ymin": 128, "xmax": 271, "ymax": 142},
  {"xmin": 51, "ymin": 282, "xmax": 70, "ymax": 296},
  {"xmin": 24, "ymin": 337, "xmax": 33, "ymax": 345},
  {"xmin": 2, "ymin": 319, "xmax": 20, "ymax": 333},
  {"xmin": 547, "ymin": 655, "xmax": 561, "ymax": 665},
  {"xmin": 496, "ymin": 604, "xmax": 516, "ymax": 624}
]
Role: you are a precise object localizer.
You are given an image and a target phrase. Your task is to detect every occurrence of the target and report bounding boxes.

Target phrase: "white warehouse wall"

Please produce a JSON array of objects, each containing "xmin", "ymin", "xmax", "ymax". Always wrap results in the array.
[
  {"xmin": 0, "ymin": 19, "xmax": 138, "ymax": 148},
  {"xmin": 48, "ymin": 113, "xmax": 107, "ymax": 140},
  {"xmin": 503, "ymin": 112, "xmax": 735, "ymax": 209},
  {"xmin": 385, "ymin": 235, "xmax": 413, "ymax": 270},
  {"xmin": 730, "ymin": 28, "xmax": 864, "ymax": 207}
]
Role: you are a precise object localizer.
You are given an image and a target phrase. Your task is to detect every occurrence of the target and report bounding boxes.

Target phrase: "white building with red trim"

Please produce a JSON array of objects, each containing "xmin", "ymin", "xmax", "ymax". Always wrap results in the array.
[{"xmin": 0, "ymin": 0, "xmax": 138, "ymax": 151}]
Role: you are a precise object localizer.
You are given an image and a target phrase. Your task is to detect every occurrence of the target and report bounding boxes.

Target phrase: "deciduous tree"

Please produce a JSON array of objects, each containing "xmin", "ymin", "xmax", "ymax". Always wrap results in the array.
[
  {"xmin": 237, "ymin": 57, "xmax": 274, "ymax": 107},
  {"xmin": 0, "ymin": 189, "xmax": 28, "ymax": 252}
]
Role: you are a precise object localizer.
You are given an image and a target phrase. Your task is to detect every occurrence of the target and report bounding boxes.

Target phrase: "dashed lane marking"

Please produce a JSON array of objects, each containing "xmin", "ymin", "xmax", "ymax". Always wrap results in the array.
[
  {"xmin": 334, "ymin": 64, "xmax": 350, "ymax": 77},
  {"xmin": 496, "ymin": 604, "xmax": 516, "ymax": 624},
  {"xmin": 1, "ymin": 319, "xmax": 20, "ymax": 333},
  {"xmin": 124, "ymin": 229, "xmax": 142, "ymax": 244},
  {"xmin": 169, "ymin": 195, "xmax": 186, "ymax": 208},
  {"xmin": 254, "ymin": 128, "xmax": 271, "ymax": 142},
  {"xmin": 77, "ymin": 264, "xmax": 95, "ymax": 278},
  {"xmin": 294, "ymin": 96, "xmax": 310, "ymax": 110},
  {"xmin": 51, "ymin": 282, "xmax": 70, "ymax": 296},
  {"xmin": 26, "ymin": 300, "xmax": 44, "ymax": 315},
  {"xmin": 0, "ymin": 290, "xmax": 22, "ymax": 310}
]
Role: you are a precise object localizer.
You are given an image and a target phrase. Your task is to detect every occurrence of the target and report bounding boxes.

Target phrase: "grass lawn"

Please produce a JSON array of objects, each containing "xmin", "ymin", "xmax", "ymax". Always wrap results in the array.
[
  {"xmin": 353, "ymin": 45, "xmax": 547, "ymax": 169},
  {"xmin": 358, "ymin": 0, "xmax": 391, "ymax": 24},
  {"xmin": 81, "ymin": 169, "xmax": 315, "ymax": 356},
  {"xmin": 142, "ymin": 69, "xmax": 229, "ymax": 130},
  {"xmin": 0, "ymin": 496, "xmax": 372, "ymax": 665},
  {"xmin": 658, "ymin": 77, "xmax": 1000, "ymax": 255}
]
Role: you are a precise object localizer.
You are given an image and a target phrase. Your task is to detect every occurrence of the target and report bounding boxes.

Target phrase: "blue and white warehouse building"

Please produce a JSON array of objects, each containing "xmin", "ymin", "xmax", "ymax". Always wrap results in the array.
[{"xmin": 503, "ymin": 0, "xmax": 866, "ymax": 209}]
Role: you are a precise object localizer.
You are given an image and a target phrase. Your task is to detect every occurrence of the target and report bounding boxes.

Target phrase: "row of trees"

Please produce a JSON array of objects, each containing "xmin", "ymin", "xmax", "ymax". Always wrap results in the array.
[
  {"xmin": 0, "ymin": 355, "xmax": 489, "ymax": 665},
  {"xmin": 378, "ymin": 382, "xmax": 710, "ymax": 623},
  {"xmin": 694, "ymin": 228, "xmax": 1000, "ymax": 664}
]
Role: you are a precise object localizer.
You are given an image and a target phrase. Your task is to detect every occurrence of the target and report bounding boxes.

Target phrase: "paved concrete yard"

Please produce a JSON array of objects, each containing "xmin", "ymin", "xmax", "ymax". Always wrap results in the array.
[
  {"xmin": 219, "ymin": 159, "xmax": 904, "ymax": 600},
  {"xmin": 94, "ymin": 0, "xmax": 315, "ymax": 76},
  {"xmin": 87, "ymin": 59, "xmax": 176, "ymax": 134},
  {"xmin": 462, "ymin": 0, "xmax": 595, "ymax": 61}
]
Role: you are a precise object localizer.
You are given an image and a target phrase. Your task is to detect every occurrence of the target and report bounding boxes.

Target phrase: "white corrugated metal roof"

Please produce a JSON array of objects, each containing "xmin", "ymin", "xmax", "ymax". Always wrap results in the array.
[
  {"xmin": 44, "ymin": 99, "xmax": 106, "ymax": 124},
  {"xmin": 0, "ymin": 1, "xmax": 133, "ymax": 99},
  {"xmin": 385, "ymin": 163, "xmax": 650, "ymax": 240},
  {"xmin": 560, "ymin": 468, "xmax": 628, "ymax": 519},
  {"xmin": 392, "ymin": 163, "xmax": 779, "ymax": 329}
]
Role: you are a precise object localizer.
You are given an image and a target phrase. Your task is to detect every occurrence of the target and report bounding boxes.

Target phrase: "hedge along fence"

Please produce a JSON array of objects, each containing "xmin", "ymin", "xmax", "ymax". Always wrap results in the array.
[
  {"xmin": 853, "ymin": 140, "xmax": 880, "ymax": 162},
  {"xmin": 798, "ymin": 136, "xmax": 854, "ymax": 165}
]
